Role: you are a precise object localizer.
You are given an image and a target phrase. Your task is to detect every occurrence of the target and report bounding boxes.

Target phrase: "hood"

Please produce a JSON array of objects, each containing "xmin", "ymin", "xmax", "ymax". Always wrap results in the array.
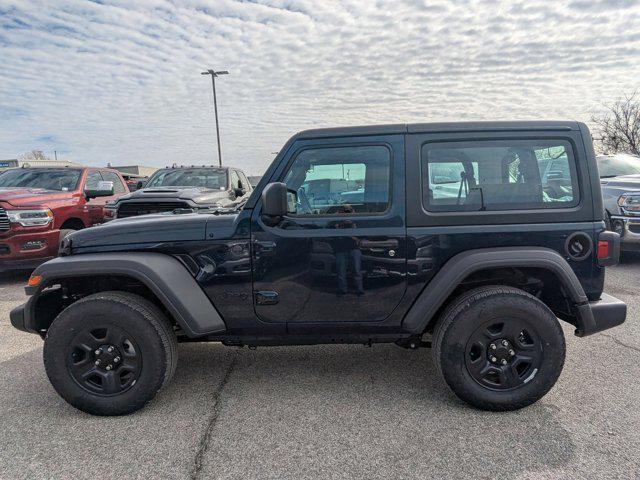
[
  {"xmin": 67, "ymin": 210, "xmax": 241, "ymax": 253},
  {"xmin": 114, "ymin": 186, "xmax": 230, "ymax": 205},
  {"xmin": 0, "ymin": 187, "xmax": 73, "ymax": 206},
  {"xmin": 600, "ymin": 174, "xmax": 640, "ymax": 192}
]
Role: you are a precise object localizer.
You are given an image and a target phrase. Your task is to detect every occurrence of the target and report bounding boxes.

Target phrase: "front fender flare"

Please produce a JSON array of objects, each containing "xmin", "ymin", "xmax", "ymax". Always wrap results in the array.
[
  {"xmin": 402, "ymin": 247, "xmax": 590, "ymax": 335},
  {"xmin": 25, "ymin": 252, "xmax": 226, "ymax": 337}
]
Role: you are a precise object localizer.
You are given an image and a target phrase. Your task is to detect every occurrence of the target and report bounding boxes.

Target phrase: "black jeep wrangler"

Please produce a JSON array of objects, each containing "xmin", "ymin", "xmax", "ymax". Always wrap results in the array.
[{"xmin": 10, "ymin": 121, "xmax": 626, "ymax": 416}]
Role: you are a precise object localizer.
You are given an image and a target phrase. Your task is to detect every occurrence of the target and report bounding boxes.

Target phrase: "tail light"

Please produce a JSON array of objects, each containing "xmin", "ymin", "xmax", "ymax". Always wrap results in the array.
[
  {"xmin": 597, "ymin": 231, "xmax": 620, "ymax": 267},
  {"xmin": 597, "ymin": 240, "xmax": 609, "ymax": 259}
]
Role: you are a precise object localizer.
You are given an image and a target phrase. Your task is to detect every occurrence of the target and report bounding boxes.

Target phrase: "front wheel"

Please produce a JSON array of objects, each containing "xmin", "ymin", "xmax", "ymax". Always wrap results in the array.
[
  {"xmin": 43, "ymin": 291, "xmax": 178, "ymax": 416},
  {"xmin": 433, "ymin": 286, "xmax": 566, "ymax": 411}
]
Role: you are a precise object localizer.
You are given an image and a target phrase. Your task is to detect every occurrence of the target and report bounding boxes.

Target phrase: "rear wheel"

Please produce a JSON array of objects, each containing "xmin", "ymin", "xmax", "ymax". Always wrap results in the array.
[
  {"xmin": 433, "ymin": 286, "xmax": 565, "ymax": 411},
  {"xmin": 43, "ymin": 291, "xmax": 178, "ymax": 416}
]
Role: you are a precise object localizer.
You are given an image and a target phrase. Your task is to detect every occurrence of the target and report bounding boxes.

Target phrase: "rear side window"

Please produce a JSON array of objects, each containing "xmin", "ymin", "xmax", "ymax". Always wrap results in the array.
[{"xmin": 422, "ymin": 140, "xmax": 579, "ymax": 212}]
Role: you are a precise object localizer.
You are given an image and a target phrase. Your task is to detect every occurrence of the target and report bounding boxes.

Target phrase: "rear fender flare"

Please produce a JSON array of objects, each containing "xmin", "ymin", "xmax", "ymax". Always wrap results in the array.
[{"xmin": 402, "ymin": 247, "xmax": 589, "ymax": 334}]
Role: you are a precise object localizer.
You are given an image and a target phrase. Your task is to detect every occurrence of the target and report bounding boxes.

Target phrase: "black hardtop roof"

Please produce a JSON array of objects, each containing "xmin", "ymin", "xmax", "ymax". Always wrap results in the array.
[{"xmin": 295, "ymin": 121, "xmax": 582, "ymax": 140}]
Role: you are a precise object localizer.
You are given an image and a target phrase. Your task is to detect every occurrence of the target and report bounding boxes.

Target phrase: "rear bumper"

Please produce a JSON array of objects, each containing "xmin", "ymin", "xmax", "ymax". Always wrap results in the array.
[
  {"xmin": 610, "ymin": 215, "xmax": 640, "ymax": 251},
  {"xmin": 575, "ymin": 293, "xmax": 626, "ymax": 336}
]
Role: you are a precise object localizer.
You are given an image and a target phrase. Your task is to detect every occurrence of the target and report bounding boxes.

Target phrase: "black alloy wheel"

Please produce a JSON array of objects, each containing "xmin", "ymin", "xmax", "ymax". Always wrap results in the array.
[
  {"xmin": 67, "ymin": 325, "xmax": 142, "ymax": 396},
  {"xmin": 464, "ymin": 319, "xmax": 542, "ymax": 390}
]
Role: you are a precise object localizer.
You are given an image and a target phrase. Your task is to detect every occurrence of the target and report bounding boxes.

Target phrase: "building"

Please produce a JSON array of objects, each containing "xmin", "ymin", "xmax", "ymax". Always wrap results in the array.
[
  {"xmin": 0, "ymin": 159, "xmax": 18, "ymax": 169},
  {"xmin": 0, "ymin": 158, "xmax": 81, "ymax": 170},
  {"xmin": 108, "ymin": 165, "xmax": 159, "ymax": 177}
]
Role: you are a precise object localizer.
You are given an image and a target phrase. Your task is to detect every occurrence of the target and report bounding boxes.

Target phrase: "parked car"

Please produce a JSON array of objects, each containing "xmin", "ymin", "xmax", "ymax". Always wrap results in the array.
[
  {"xmin": 119, "ymin": 173, "xmax": 148, "ymax": 192},
  {"xmin": 598, "ymin": 153, "xmax": 640, "ymax": 250},
  {"xmin": 0, "ymin": 167, "xmax": 128, "ymax": 270},
  {"xmin": 105, "ymin": 165, "xmax": 252, "ymax": 219},
  {"xmin": 11, "ymin": 121, "xmax": 625, "ymax": 416}
]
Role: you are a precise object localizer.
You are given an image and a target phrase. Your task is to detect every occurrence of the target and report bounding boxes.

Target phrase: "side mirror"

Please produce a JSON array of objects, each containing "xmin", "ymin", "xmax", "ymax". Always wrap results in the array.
[
  {"xmin": 262, "ymin": 182, "xmax": 297, "ymax": 220},
  {"xmin": 262, "ymin": 182, "xmax": 287, "ymax": 217},
  {"xmin": 234, "ymin": 187, "xmax": 246, "ymax": 197},
  {"xmin": 85, "ymin": 180, "xmax": 114, "ymax": 199},
  {"xmin": 136, "ymin": 180, "xmax": 146, "ymax": 190}
]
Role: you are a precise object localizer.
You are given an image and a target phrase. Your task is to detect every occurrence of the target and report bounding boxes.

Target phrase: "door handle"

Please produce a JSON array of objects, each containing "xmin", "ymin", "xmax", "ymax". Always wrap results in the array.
[
  {"xmin": 255, "ymin": 291, "xmax": 279, "ymax": 305},
  {"xmin": 255, "ymin": 241, "xmax": 276, "ymax": 252},
  {"xmin": 359, "ymin": 239, "xmax": 399, "ymax": 250}
]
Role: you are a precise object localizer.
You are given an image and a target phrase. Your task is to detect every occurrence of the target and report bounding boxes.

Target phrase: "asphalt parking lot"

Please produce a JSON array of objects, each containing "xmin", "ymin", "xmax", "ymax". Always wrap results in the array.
[{"xmin": 1, "ymin": 262, "xmax": 639, "ymax": 480}]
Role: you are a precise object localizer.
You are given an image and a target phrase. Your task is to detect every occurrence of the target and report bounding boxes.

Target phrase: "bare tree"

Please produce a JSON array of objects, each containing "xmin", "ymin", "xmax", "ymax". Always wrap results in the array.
[
  {"xmin": 18, "ymin": 150, "xmax": 49, "ymax": 161},
  {"xmin": 591, "ymin": 91, "xmax": 640, "ymax": 156}
]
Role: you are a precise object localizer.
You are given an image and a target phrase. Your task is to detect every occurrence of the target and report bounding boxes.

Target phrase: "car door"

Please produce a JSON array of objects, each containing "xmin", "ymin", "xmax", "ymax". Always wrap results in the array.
[
  {"xmin": 85, "ymin": 170, "xmax": 125, "ymax": 225},
  {"xmin": 251, "ymin": 135, "xmax": 407, "ymax": 326},
  {"xmin": 83, "ymin": 170, "xmax": 106, "ymax": 225}
]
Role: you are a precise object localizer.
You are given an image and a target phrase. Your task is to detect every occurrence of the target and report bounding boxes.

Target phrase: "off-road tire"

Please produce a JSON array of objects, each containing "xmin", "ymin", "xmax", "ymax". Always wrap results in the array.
[
  {"xmin": 433, "ymin": 285, "xmax": 566, "ymax": 411},
  {"xmin": 43, "ymin": 291, "xmax": 178, "ymax": 416}
]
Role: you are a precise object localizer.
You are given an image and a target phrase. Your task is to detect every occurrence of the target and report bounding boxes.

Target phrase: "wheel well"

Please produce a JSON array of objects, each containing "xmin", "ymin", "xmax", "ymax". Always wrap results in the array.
[
  {"xmin": 60, "ymin": 217, "xmax": 85, "ymax": 230},
  {"xmin": 423, "ymin": 266, "xmax": 577, "ymax": 333},
  {"xmin": 33, "ymin": 275, "xmax": 181, "ymax": 335}
]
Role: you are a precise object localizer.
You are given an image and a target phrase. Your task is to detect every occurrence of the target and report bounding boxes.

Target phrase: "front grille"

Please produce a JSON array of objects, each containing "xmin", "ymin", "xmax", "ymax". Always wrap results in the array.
[
  {"xmin": 0, "ymin": 207, "xmax": 10, "ymax": 231},
  {"xmin": 117, "ymin": 201, "xmax": 190, "ymax": 218},
  {"xmin": 0, "ymin": 244, "xmax": 9, "ymax": 255}
]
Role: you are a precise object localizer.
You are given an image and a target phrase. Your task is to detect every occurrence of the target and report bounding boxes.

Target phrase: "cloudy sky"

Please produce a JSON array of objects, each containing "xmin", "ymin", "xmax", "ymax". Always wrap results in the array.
[{"xmin": 1, "ymin": 0, "xmax": 639, "ymax": 174}]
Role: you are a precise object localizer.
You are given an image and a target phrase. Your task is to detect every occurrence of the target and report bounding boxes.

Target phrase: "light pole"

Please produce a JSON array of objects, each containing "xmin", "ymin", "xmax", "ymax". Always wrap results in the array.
[{"xmin": 201, "ymin": 69, "xmax": 229, "ymax": 166}]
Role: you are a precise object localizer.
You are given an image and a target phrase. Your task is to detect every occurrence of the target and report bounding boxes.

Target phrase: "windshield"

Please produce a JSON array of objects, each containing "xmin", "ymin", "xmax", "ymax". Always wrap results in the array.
[
  {"xmin": 145, "ymin": 168, "xmax": 228, "ymax": 189},
  {"xmin": 597, "ymin": 155, "xmax": 640, "ymax": 178},
  {"xmin": 0, "ymin": 168, "xmax": 81, "ymax": 191}
]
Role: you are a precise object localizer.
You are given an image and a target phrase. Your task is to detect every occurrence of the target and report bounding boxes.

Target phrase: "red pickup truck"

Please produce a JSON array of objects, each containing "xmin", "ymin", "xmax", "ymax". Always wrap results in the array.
[{"xmin": 0, "ymin": 167, "xmax": 128, "ymax": 271}]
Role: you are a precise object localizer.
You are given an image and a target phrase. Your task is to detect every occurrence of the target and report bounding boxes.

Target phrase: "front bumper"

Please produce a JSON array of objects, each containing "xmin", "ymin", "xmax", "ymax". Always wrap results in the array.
[
  {"xmin": 610, "ymin": 215, "xmax": 640, "ymax": 251},
  {"xmin": 10, "ymin": 302, "xmax": 27, "ymax": 332},
  {"xmin": 575, "ymin": 293, "xmax": 626, "ymax": 336},
  {"xmin": 0, "ymin": 229, "xmax": 60, "ymax": 270},
  {"xmin": 10, "ymin": 287, "xmax": 63, "ymax": 336}
]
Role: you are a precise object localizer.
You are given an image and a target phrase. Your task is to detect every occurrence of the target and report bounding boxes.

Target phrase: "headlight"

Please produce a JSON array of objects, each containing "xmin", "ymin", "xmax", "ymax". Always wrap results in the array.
[
  {"xmin": 104, "ymin": 205, "xmax": 117, "ymax": 218},
  {"xmin": 617, "ymin": 194, "xmax": 640, "ymax": 212},
  {"xmin": 228, "ymin": 242, "xmax": 250, "ymax": 259},
  {"xmin": 6, "ymin": 208, "xmax": 54, "ymax": 227}
]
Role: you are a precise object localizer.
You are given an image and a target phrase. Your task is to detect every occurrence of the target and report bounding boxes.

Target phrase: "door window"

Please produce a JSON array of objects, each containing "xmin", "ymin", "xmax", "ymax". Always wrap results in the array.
[
  {"xmin": 230, "ymin": 170, "xmax": 242, "ymax": 190},
  {"xmin": 101, "ymin": 171, "xmax": 126, "ymax": 193},
  {"xmin": 84, "ymin": 171, "xmax": 102, "ymax": 190},
  {"xmin": 422, "ymin": 140, "xmax": 578, "ymax": 211},
  {"xmin": 282, "ymin": 145, "xmax": 391, "ymax": 215},
  {"xmin": 238, "ymin": 171, "xmax": 251, "ymax": 191}
]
